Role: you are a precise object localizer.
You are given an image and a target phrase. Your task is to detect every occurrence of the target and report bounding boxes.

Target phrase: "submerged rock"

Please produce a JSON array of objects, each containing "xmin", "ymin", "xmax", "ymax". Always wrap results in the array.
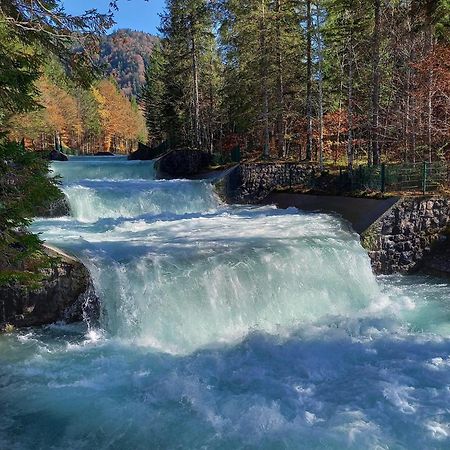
[
  {"xmin": 0, "ymin": 246, "xmax": 99, "ymax": 329},
  {"xmin": 94, "ymin": 151, "xmax": 115, "ymax": 156},
  {"xmin": 48, "ymin": 150, "xmax": 69, "ymax": 161},
  {"xmin": 156, "ymin": 148, "xmax": 212, "ymax": 178}
]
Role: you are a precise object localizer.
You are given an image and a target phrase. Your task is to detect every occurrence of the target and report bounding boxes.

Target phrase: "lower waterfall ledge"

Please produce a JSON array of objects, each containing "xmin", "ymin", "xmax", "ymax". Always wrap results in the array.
[{"xmin": 0, "ymin": 245, "xmax": 99, "ymax": 330}]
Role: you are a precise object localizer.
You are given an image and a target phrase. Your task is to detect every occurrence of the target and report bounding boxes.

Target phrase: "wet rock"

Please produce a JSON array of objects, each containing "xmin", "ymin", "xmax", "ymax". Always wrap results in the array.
[
  {"xmin": 156, "ymin": 148, "xmax": 212, "ymax": 178},
  {"xmin": 48, "ymin": 150, "xmax": 68, "ymax": 161},
  {"xmin": 94, "ymin": 151, "xmax": 115, "ymax": 156},
  {"xmin": 0, "ymin": 246, "xmax": 99, "ymax": 329},
  {"xmin": 36, "ymin": 195, "xmax": 71, "ymax": 218},
  {"xmin": 422, "ymin": 237, "xmax": 450, "ymax": 278},
  {"xmin": 128, "ymin": 142, "xmax": 168, "ymax": 161}
]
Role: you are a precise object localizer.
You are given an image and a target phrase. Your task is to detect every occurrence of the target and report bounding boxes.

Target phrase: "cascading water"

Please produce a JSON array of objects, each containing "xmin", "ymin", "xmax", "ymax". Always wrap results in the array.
[{"xmin": 1, "ymin": 156, "xmax": 449, "ymax": 449}]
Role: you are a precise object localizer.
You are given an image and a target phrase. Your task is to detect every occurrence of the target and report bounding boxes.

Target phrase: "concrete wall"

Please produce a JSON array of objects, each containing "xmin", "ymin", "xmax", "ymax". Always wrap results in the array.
[
  {"xmin": 263, "ymin": 193, "xmax": 399, "ymax": 234},
  {"xmin": 361, "ymin": 197, "xmax": 450, "ymax": 274}
]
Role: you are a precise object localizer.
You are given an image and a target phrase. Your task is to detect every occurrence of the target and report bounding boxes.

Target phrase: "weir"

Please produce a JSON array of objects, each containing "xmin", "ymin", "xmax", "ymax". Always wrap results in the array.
[{"xmin": 38, "ymin": 156, "xmax": 381, "ymax": 352}]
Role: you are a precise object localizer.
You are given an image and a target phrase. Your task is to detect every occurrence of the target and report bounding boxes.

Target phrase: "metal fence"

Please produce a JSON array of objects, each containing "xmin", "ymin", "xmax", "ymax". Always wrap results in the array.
[{"xmin": 344, "ymin": 162, "xmax": 449, "ymax": 194}]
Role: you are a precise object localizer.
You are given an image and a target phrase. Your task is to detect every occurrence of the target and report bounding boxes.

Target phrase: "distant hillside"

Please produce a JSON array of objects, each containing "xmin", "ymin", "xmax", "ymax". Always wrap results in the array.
[{"xmin": 99, "ymin": 29, "xmax": 158, "ymax": 97}]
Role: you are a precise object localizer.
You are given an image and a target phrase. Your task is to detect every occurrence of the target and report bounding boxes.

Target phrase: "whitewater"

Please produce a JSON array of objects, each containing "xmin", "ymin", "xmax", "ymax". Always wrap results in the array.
[{"xmin": 1, "ymin": 156, "xmax": 449, "ymax": 449}]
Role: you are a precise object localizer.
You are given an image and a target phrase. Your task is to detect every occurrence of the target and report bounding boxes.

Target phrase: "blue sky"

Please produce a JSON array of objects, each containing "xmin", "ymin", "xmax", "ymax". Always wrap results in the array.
[{"xmin": 62, "ymin": 0, "xmax": 166, "ymax": 35}]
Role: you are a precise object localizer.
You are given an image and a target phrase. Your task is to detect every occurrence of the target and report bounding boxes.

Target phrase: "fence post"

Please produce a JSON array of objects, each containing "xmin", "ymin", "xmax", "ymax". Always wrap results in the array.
[
  {"xmin": 381, "ymin": 163, "xmax": 386, "ymax": 193},
  {"xmin": 422, "ymin": 161, "xmax": 428, "ymax": 195}
]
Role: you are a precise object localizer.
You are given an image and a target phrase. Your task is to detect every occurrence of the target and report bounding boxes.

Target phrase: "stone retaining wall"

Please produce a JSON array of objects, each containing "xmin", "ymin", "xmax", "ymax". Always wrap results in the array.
[
  {"xmin": 220, "ymin": 163, "xmax": 318, "ymax": 203},
  {"xmin": 216, "ymin": 163, "xmax": 449, "ymax": 275},
  {"xmin": 361, "ymin": 197, "xmax": 450, "ymax": 274}
]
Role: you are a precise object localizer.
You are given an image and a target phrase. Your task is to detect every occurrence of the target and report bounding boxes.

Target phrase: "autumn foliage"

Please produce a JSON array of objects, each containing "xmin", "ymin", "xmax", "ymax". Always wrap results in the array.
[{"xmin": 8, "ymin": 76, "xmax": 147, "ymax": 154}]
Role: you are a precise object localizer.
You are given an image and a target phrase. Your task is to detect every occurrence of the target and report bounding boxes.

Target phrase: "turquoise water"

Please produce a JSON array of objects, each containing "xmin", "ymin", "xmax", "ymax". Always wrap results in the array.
[{"xmin": 1, "ymin": 156, "xmax": 449, "ymax": 449}]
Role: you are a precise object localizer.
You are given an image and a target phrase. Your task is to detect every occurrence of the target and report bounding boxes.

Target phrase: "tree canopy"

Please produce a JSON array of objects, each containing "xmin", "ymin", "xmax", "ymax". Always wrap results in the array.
[{"xmin": 142, "ymin": 0, "xmax": 450, "ymax": 167}]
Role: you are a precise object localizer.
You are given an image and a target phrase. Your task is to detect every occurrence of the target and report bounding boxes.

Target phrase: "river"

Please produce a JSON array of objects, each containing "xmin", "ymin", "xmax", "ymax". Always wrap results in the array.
[{"xmin": 1, "ymin": 156, "xmax": 450, "ymax": 449}]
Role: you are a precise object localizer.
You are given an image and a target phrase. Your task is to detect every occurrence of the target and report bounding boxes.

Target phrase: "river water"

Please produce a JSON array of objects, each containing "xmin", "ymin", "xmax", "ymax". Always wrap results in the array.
[{"xmin": 1, "ymin": 156, "xmax": 450, "ymax": 449}]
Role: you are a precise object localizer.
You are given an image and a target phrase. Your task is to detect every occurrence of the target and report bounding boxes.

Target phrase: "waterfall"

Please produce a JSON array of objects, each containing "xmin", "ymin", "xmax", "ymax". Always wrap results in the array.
[
  {"xmin": 44, "ymin": 156, "xmax": 381, "ymax": 353},
  {"xmin": 1, "ymin": 156, "xmax": 447, "ymax": 450}
]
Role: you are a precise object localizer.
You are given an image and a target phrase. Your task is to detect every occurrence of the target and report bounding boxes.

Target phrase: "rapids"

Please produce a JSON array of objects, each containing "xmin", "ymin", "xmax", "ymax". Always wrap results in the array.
[{"xmin": 1, "ymin": 156, "xmax": 449, "ymax": 449}]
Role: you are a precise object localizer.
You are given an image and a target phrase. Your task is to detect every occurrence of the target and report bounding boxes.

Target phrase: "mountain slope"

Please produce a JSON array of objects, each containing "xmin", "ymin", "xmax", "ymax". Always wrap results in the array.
[{"xmin": 99, "ymin": 29, "xmax": 158, "ymax": 97}]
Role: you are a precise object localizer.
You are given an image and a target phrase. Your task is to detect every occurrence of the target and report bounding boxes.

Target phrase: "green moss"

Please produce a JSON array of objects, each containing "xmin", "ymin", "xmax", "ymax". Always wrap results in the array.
[
  {"xmin": 2, "ymin": 323, "xmax": 15, "ymax": 333},
  {"xmin": 0, "ymin": 270, "xmax": 43, "ymax": 288},
  {"xmin": 361, "ymin": 226, "xmax": 379, "ymax": 252}
]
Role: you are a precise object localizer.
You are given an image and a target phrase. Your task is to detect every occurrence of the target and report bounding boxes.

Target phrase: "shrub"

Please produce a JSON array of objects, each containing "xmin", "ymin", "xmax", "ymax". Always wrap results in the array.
[{"xmin": 0, "ymin": 137, "xmax": 63, "ymax": 285}]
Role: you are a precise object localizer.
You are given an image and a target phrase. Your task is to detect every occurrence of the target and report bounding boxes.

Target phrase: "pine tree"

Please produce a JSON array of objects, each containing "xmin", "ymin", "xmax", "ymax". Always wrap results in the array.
[{"xmin": 141, "ymin": 45, "xmax": 167, "ymax": 146}]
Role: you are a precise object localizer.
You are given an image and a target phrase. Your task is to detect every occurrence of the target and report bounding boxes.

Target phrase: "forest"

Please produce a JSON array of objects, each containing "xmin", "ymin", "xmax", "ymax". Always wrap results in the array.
[
  {"xmin": 1, "ymin": 20, "xmax": 148, "ymax": 154},
  {"xmin": 1, "ymin": 1, "xmax": 450, "ymax": 165},
  {"xmin": 142, "ymin": 0, "xmax": 450, "ymax": 168},
  {"xmin": 8, "ymin": 65, "xmax": 148, "ymax": 155}
]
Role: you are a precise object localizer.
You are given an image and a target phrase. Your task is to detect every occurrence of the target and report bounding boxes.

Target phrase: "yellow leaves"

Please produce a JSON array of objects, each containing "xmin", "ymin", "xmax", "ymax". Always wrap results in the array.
[
  {"xmin": 94, "ymin": 79, "xmax": 148, "ymax": 151},
  {"xmin": 7, "ymin": 75, "xmax": 147, "ymax": 153}
]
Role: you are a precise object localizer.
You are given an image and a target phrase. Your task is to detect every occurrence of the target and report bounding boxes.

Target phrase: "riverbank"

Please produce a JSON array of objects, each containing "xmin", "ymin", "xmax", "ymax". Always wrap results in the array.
[{"xmin": 0, "ymin": 244, "xmax": 98, "ymax": 330}]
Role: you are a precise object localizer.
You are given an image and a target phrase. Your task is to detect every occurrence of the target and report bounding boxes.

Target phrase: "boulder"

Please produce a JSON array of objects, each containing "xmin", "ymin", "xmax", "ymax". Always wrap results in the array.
[
  {"xmin": 36, "ymin": 195, "xmax": 71, "ymax": 218},
  {"xmin": 48, "ymin": 150, "xmax": 69, "ymax": 161},
  {"xmin": 0, "ymin": 246, "xmax": 99, "ymax": 329},
  {"xmin": 156, "ymin": 148, "xmax": 212, "ymax": 178},
  {"xmin": 128, "ymin": 142, "xmax": 168, "ymax": 161}
]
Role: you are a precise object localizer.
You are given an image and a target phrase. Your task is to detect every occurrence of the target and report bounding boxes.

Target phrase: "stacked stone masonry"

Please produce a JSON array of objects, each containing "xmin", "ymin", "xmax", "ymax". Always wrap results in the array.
[
  {"xmin": 362, "ymin": 197, "xmax": 450, "ymax": 274},
  {"xmin": 225, "ymin": 163, "xmax": 318, "ymax": 203}
]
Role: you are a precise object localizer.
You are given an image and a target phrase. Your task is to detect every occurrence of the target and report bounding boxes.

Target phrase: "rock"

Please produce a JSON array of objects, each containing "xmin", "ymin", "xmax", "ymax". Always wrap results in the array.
[
  {"xmin": 128, "ymin": 142, "xmax": 168, "ymax": 161},
  {"xmin": 48, "ymin": 150, "xmax": 69, "ymax": 161},
  {"xmin": 36, "ymin": 195, "xmax": 71, "ymax": 218},
  {"xmin": 94, "ymin": 151, "xmax": 115, "ymax": 156},
  {"xmin": 422, "ymin": 236, "xmax": 450, "ymax": 278},
  {"xmin": 0, "ymin": 245, "xmax": 99, "ymax": 329},
  {"xmin": 156, "ymin": 148, "xmax": 212, "ymax": 178}
]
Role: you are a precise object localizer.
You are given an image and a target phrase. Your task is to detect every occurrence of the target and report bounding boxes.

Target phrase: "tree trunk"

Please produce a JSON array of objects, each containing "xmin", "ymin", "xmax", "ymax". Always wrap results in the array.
[
  {"xmin": 405, "ymin": 64, "xmax": 411, "ymax": 163},
  {"xmin": 208, "ymin": 47, "xmax": 215, "ymax": 154},
  {"xmin": 305, "ymin": 0, "xmax": 313, "ymax": 161},
  {"xmin": 315, "ymin": 4, "xmax": 324, "ymax": 170},
  {"xmin": 371, "ymin": 0, "xmax": 381, "ymax": 166},
  {"xmin": 275, "ymin": 0, "xmax": 286, "ymax": 158},
  {"xmin": 190, "ymin": 18, "xmax": 201, "ymax": 150},
  {"xmin": 261, "ymin": 0, "xmax": 270, "ymax": 158},
  {"xmin": 347, "ymin": 33, "xmax": 354, "ymax": 171},
  {"xmin": 427, "ymin": 29, "xmax": 434, "ymax": 162}
]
